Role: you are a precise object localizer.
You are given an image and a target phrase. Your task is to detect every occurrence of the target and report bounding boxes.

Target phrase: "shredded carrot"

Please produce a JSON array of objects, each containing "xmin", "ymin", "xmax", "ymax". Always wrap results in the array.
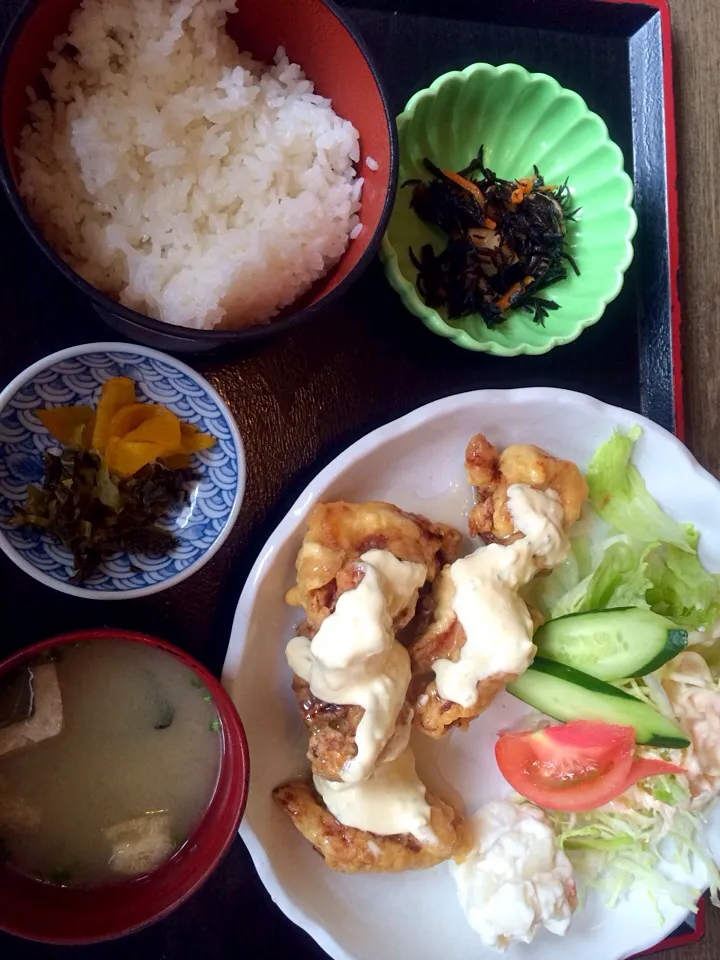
[
  {"xmin": 496, "ymin": 282, "xmax": 522, "ymax": 311},
  {"xmin": 483, "ymin": 217, "xmax": 497, "ymax": 229},
  {"xmin": 510, "ymin": 177, "xmax": 536, "ymax": 205},
  {"xmin": 497, "ymin": 276, "xmax": 534, "ymax": 312},
  {"xmin": 442, "ymin": 169, "xmax": 483, "ymax": 204}
]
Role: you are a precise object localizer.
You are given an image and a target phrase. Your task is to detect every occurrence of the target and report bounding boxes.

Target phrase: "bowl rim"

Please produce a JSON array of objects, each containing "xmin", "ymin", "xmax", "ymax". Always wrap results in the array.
[
  {"xmin": 379, "ymin": 60, "xmax": 639, "ymax": 357},
  {"xmin": 0, "ymin": 626, "xmax": 250, "ymax": 944},
  {"xmin": 0, "ymin": 341, "xmax": 246, "ymax": 600},
  {"xmin": 0, "ymin": 0, "xmax": 399, "ymax": 343}
]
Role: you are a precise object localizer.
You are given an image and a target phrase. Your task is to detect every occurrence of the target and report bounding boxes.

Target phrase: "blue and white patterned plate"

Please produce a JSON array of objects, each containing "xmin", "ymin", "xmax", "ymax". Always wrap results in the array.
[{"xmin": 0, "ymin": 343, "xmax": 245, "ymax": 599}]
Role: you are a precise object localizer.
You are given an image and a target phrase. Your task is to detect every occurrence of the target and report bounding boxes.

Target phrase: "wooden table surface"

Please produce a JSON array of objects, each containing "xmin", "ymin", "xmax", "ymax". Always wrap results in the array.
[
  {"xmin": 0, "ymin": 0, "xmax": 717, "ymax": 956},
  {"xmin": 660, "ymin": 0, "xmax": 720, "ymax": 956}
]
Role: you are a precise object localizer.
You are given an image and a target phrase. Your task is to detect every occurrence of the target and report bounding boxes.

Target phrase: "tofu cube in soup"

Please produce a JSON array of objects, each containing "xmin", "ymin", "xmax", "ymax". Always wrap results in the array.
[
  {"xmin": 0, "ymin": 664, "xmax": 63, "ymax": 758},
  {"xmin": 104, "ymin": 812, "xmax": 174, "ymax": 876}
]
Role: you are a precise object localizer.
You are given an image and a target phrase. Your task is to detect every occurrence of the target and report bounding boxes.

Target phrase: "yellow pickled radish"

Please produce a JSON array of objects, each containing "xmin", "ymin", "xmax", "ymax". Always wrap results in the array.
[
  {"xmin": 91, "ymin": 377, "xmax": 136, "ymax": 453},
  {"xmin": 121, "ymin": 406, "xmax": 181, "ymax": 455},
  {"xmin": 108, "ymin": 403, "xmax": 162, "ymax": 439},
  {"xmin": 36, "ymin": 407, "xmax": 94, "ymax": 447},
  {"xmin": 179, "ymin": 421, "xmax": 217, "ymax": 454},
  {"xmin": 105, "ymin": 437, "xmax": 161, "ymax": 477}
]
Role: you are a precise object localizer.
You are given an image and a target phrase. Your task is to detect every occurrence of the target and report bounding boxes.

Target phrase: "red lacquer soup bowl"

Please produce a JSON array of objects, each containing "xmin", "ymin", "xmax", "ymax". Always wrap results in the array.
[
  {"xmin": 0, "ymin": 0, "xmax": 397, "ymax": 353},
  {"xmin": 0, "ymin": 628, "xmax": 249, "ymax": 944}
]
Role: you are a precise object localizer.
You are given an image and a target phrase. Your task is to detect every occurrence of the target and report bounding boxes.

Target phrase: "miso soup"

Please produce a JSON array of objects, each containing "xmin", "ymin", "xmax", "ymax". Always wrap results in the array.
[{"xmin": 0, "ymin": 640, "xmax": 222, "ymax": 887}]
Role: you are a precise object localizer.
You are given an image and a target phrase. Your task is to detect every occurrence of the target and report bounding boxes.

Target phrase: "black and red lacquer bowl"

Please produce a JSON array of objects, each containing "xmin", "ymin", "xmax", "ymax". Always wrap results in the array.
[
  {"xmin": 0, "ymin": 0, "xmax": 397, "ymax": 352},
  {"xmin": 0, "ymin": 628, "xmax": 249, "ymax": 944}
]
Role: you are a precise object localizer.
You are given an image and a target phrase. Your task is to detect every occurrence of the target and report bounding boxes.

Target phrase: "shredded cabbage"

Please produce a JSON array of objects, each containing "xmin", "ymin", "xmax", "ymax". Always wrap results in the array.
[
  {"xmin": 538, "ymin": 672, "xmax": 720, "ymax": 910},
  {"xmin": 546, "ymin": 797, "xmax": 720, "ymax": 913}
]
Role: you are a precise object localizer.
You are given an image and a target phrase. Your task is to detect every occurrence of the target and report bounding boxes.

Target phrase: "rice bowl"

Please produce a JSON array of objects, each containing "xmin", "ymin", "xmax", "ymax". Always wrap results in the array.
[{"xmin": 15, "ymin": 0, "xmax": 367, "ymax": 331}]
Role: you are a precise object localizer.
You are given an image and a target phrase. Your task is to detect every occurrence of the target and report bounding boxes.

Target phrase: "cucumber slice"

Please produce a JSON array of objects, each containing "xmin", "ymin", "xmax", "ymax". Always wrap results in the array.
[
  {"xmin": 508, "ymin": 658, "xmax": 690, "ymax": 748},
  {"xmin": 534, "ymin": 608, "xmax": 688, "ymax": 681}
]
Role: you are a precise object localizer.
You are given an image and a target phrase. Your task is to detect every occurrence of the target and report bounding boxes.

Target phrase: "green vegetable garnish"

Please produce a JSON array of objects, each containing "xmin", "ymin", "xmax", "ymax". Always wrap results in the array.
[
  {"xmin": 646, "ymin": 543, "xmax": 720, "ymax": 629},
  {"xmin": 586, "ymin": 426, "xmax": 696, "ymax": 551},
  {"xmin": 521, "ymin": 427, "xmax": 720, "ymax": 911},
  {"xmin": 530, "ymin": 427, "xmax": 720, "ymax": 630},
  {"xmin": 9, "ymin": 448, "xmax": 197, "ymax": 583},
  {"xmin": 209, "ymin": 718, "xmax": 221, "ymax": 733},
  {"xmin": 543, "ymin": 708, "xmax": 720, "ymax": 913}
]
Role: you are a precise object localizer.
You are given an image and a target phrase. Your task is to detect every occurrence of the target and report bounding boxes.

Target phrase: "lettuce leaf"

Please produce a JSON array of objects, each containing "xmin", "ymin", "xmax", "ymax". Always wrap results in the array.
[
  {"xmin": 546, "ymin": 537, "xmax": 720, "ymax": 630},
  {"xmin": 586, "ymin": 426, "xmax": 697, "ymax": 552},
  {"xmin": 535, "ymin": 427, "xmax": 720, "ymax": 629},
  {"xmin": 522, "ymin": 535, "xmax": 591, "ymax": 619},
  {"xmin": 550, "ymin": 541, "xmax": 651, "ymax": 618},
  {"xmin": 646, "ymin": 544, "xmax": 720, "ymax": 629}
]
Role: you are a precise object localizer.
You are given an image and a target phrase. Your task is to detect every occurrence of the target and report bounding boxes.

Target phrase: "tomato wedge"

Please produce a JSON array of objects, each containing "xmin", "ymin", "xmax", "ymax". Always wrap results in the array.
[
  {"xmin": 495, "ymin": 721, "xmax": 685, "ymax": 812},
  {"xmin": 620, "ymin": 756, "xmax": 686, "ymax": 793}
]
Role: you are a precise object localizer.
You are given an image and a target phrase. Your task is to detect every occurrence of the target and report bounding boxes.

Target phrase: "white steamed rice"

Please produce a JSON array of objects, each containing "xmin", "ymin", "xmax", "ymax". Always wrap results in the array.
[{"xmin": 17, "ymin": 0, "xmax": 363, "ymax": 330}]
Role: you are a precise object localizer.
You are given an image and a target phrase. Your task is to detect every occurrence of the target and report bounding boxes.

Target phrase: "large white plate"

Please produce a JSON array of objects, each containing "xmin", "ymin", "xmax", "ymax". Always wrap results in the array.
[{"xmin": 222, "ymin": 388, "xmax": 720, "ymax": 960}]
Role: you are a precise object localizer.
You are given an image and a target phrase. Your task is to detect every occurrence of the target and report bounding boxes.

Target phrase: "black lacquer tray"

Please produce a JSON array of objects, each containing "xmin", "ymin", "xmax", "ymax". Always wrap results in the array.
[{"xmin": 0, "ymin": 0, "xmax": 686, "ymax": 956}]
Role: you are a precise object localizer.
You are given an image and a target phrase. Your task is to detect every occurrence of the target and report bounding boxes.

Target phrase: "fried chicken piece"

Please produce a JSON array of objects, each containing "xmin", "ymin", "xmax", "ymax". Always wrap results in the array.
[
  {"xmin": 288, "ymin": 557, "xmax": 414, "ymax": 782},
  {"xmin": 285, "ymin": 503, "xmax": 460, "ymax": 776},
  {"xmin": 407, "ymin": 569, "xmax": 514, "ymax": 736},
  {"xmin": 408, "ymin": 567, "xmax": 459, "ymax": 675},
  {"xmin": 413, "ymin": 676, "xmax": 514, "ymax": 738},
  {"xmin": 293, "ymin": 673, "xmax": 413, "ymax": 781},
  {"xmin": 465, "ymin": 435, "xmax": 587, "ymax": 542},
  {"xmin": 408, "ymin": 567, "xmax": 545, "ymax": 739},
  {"xmin": 286, "ymin": 501, "xmax": 461, "ymax": 631},
  {"xmin": 409, "ymin": 572, "xmax": 545, "ymax": 678},
  {"xmin": 273, "ymin": 780, "xmax": 460, "ymax": 873}
]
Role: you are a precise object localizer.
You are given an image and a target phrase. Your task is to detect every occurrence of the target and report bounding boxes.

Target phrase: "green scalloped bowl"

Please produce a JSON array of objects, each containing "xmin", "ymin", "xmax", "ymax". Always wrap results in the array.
[{"xmin": 380, "ymin": 62, "xmax": 638, "ymax": 356}]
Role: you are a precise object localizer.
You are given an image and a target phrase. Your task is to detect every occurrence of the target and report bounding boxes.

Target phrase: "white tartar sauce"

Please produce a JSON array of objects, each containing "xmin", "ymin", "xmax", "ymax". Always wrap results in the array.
[
  {"xmin": 451, "ymin": 800, "xmax": 576, "ymax": 951},
  {"xmin": 314, "ymin": 747, "xmax": 437, "ymax": 845},
  {"xmin": 286, "ymin": 550, "xmax": 426, "ymax": 783},
  {"xmin": 433, "ymin": 484, "xmax": 569, "ymax": 707}
]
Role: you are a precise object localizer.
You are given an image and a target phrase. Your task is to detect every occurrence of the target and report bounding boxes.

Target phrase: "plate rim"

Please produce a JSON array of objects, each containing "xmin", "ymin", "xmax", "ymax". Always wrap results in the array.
[{"xmin": 221, "ymin": 386, "xmax": 718, "ymax": 960}]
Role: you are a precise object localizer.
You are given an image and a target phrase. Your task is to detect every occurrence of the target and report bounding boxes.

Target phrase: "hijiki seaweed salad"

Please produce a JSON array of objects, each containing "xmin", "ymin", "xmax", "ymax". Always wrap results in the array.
[{"xmin": 405, "ymin": 147, "xmax": 580, "ymax": 327}]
